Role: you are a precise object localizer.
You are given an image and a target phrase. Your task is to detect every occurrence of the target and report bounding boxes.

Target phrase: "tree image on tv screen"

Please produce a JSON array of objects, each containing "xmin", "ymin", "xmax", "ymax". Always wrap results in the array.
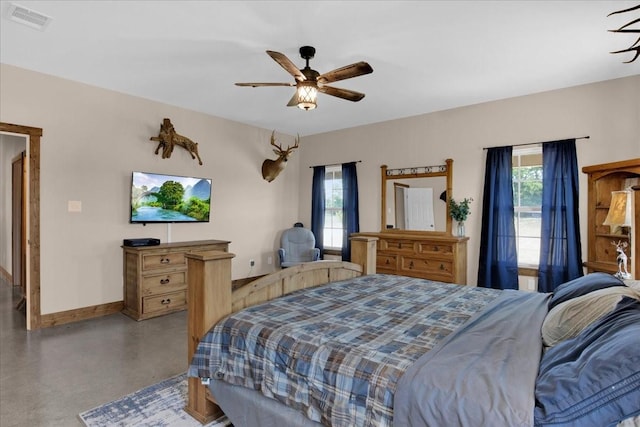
[
  {"xmin": 184, "ymin": 197, "xmax": 209, "ymax": 220},
  {"xmin": 157, "ymin": 181, "xmax": 184, "ymax": 209}
]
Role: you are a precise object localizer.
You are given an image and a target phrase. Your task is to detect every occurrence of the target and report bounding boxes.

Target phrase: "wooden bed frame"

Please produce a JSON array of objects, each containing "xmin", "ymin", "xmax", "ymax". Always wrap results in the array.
[{"xmin": 184, "ymin": 236, "xmax": 378, "ymax": 424}]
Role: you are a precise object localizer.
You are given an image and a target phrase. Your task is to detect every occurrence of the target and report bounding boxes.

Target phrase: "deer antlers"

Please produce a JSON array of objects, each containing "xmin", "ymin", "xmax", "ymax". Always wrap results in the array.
[
  {"xmin": 612, "ymin": 240, "xmax": 629, "ymax": 250},
  {"xmin": 608, "ymin": 4, "xmax": 640, "ymax": 63},
  {"xmin": 270, "ymin": 130, "xmax": 300, "ymax": 157}
]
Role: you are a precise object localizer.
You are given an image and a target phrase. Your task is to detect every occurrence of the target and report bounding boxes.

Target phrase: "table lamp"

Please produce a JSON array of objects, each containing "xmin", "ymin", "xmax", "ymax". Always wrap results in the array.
[{"xmin": 603, "ymin": 189, "xmax": 633, "ymax": 279}]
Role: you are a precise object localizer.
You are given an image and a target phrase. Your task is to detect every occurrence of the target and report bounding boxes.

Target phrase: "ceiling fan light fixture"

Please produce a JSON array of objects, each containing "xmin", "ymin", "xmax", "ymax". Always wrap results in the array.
[
  {"xmin": 296, "ymin": 82, "xmax": 317, "ymax": 110},
  {"xmin": 236, "ymin": 46, "xmax": 372, "ymax": 109}
]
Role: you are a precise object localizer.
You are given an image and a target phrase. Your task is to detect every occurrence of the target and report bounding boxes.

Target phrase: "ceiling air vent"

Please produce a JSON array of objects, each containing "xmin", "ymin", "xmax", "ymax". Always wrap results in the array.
[{"xmin": 7, "ymin": 3, "xmax": 52, "ymax": 31}]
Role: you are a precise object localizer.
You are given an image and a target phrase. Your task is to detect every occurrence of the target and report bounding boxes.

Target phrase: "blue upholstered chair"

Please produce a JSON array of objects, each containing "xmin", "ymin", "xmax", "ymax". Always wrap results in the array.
[{"xmin": 278, "ymin": 224, "xmax": 320, "ymax": 268}]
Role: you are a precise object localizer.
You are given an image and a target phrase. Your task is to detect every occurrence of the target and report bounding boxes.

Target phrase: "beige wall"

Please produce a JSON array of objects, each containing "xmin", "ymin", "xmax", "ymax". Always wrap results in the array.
[
  {"xmin": 1, "ymin": 62, "xmax": 638, "ymax": 315},
  {"xmin": 0, "ymin": 64, "xmax": 300, "ymax": 314},
  {"xmin": 299, "ymin": 75, "xmax": 640, "ymax": 286},
  {"xmin": 0, "ymin": 133, "xmax": 27, "ymax": 276}
]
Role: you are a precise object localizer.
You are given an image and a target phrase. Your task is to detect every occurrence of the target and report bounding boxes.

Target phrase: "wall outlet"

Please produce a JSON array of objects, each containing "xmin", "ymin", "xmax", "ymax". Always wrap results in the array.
[
  {"xmin": 250, "ymin": 259, "xmax": 255, "ymax": 267},
  {"xmin": 267, "ymin": 256, "xmax": 273, "ymax": 265}
]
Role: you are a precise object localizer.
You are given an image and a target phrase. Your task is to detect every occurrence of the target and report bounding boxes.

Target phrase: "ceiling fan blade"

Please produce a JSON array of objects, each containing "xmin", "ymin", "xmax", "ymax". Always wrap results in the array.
[
  {"xmin": 286, "ymin": 93, "xmax": 298, "ymax": 107},
  {"xmin": 266, "ymin": 50, "xmax": 306, "ymax": 81},
  {"xmin": 318, "ymin": 85, "xmax": 366, "ymax": 102},
  {"xmin": 317, "ymin": 62, "xmax": 373, "ymax": 84},
  {"xmin": 235, "ymin": 82, "xmax": 295, "ymax": 87}
]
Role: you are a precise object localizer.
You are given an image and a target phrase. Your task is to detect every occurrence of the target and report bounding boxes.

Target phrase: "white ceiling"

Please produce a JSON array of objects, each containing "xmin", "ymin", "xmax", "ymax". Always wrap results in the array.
[{"xmin": 1, "ymin": 1, "xmax": 638, "ymax": 136}]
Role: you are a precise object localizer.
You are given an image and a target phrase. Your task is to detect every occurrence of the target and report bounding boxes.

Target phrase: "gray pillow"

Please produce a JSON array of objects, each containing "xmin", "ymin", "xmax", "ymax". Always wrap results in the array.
[
  {"xmin": 542, "ymin": 286, "xmax": 640, "ymax": 347},
  {"xmin": 548, "ymin": 272, "xmax": 624, "ymax": 310}
]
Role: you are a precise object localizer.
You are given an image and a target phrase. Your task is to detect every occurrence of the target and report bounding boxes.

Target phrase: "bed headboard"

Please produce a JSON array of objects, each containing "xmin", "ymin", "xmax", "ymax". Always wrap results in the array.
[{"xmin": 231, "ymin": 260, "xmax": 363, "ymax": 312}]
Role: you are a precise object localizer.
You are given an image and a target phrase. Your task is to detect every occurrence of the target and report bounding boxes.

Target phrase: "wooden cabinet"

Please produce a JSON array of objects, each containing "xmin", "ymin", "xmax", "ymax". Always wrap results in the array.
[
  {"xmin": 582, "ymin": 159, "xmax": 640, "ymax": 278},
  {"xmin": 122, "ymin": 239, "xmax": 230, "ymax": 320},
  {"xmin": 353, "ymin": 232, "xmax": 468, "ymax": 284}
]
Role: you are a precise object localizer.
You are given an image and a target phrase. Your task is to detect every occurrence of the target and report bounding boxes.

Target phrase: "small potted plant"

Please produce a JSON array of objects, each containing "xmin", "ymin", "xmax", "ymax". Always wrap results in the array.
[{"xmin": 449, "ymin": 197, "xmax": 473, "ymax": 236}]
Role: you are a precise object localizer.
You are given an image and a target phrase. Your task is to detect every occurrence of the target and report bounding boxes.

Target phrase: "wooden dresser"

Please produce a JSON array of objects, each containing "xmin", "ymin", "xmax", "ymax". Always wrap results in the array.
[
  {"xmin": 353, "ymin": 232, "xmax": 468, "ymax": 284},
  {"xmin": 122, "ymin": 239, "xmax": 230, "ymax": 320}
]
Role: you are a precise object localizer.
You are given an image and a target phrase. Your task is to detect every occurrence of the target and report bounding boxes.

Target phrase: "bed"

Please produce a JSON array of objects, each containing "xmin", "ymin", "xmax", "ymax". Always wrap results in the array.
[{"xmin": 184, "ymin": 243, "xmax": 640, "ymax": 427}]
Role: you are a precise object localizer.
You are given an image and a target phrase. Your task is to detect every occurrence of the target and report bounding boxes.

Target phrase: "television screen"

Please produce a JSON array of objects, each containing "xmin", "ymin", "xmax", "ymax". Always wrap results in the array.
[{"xmin": 130, "ymin": 171, "xmax": 212, "ymax": 223}]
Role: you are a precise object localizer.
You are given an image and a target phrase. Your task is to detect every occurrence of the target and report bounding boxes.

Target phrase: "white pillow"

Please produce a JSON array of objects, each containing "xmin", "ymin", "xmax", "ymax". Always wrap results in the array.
[
  {"xmin": 542, "ymin": 286, "xmax": 640, "ymax": 347},
  {"xmin": 618, "ymin": 415, "xmax": 640, "ymax": 427}
]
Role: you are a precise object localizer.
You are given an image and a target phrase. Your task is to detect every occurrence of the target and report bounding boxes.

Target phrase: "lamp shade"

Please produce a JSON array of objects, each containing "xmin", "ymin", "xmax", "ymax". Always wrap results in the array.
[
  {"xmin": 296, "ymin": 82, "xmax": 317, "ymax": 110},
  {"xmin": 603, "ymin": 190, "xmax": 633, "ymax": 227}
]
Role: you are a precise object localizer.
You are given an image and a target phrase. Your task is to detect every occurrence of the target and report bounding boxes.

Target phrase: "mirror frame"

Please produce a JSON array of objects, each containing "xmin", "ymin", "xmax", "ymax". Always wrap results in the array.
[{"xmin": 381, "ymin": 159, "xmax": 453, "ymax": 235}]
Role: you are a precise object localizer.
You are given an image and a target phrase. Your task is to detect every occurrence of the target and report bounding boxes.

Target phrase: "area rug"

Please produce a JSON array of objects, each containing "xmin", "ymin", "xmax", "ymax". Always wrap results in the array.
[{"xmin": 79, "ymin": 373, "xmax": 231, "ymax": 426}]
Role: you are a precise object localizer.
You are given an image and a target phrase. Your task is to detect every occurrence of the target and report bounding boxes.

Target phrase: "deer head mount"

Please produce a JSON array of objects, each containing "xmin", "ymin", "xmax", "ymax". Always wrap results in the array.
[{"xmin": 261, "ymin": 131, "xmax": 300, "ymax": 182}]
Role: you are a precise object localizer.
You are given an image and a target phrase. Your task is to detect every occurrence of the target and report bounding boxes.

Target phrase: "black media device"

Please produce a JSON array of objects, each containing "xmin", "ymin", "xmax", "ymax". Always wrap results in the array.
[{"xmin": 123, "ymin": 238, "xmax": 161, "ymax": 247}]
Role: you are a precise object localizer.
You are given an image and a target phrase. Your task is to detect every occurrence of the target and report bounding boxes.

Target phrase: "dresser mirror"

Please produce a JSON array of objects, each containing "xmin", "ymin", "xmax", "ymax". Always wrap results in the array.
[{"xmin": 381, "ymin": 159, "xmax": 453, "ymax": 235}]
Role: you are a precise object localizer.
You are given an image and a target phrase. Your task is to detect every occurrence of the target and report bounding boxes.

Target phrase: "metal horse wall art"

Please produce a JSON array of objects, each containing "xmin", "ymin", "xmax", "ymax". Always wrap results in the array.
[
  {"xmin": 261, "ymin": 131, "xmax": 300, "ymax": 182},
  {"xmin": 150, "ymin": 118, "xmax": 203, "ymax": 165}
]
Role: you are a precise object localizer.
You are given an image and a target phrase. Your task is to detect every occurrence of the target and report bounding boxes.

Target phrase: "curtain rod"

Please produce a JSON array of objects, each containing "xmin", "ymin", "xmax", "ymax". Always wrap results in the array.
[
  {"xmin": 482, "ymin": 135, "xmax": 590, "ymax": 151},
  {"xmin": 309, "ymin": 160, "xmax": 362, "ymax": 168}
]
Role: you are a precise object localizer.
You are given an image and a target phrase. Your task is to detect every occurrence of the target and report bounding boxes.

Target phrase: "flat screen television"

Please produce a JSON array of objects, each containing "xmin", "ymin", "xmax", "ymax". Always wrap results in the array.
[{"xmin": 130, "ymin": 171, "xmax": 212, "ymax": 223}]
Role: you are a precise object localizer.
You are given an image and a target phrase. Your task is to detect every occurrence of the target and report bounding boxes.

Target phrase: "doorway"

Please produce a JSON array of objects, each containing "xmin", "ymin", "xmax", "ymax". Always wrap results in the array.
[
  {"xmin": 0, "ymin": 122, "xmax": 41, "ymax": 330},
  {"xmin": 12, "ymin": 150, "xmax": 26, "ymax": 310}
]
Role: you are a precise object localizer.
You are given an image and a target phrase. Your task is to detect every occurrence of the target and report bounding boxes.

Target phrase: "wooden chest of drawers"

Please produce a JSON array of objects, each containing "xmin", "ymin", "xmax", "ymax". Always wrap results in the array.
[
  {"xmin": 122, "ymin": 239, "xmax": 230, "ymax": 320},
  {"xmin": 355, "ymin": 232, "xmax": 468, "ymax": 284}
]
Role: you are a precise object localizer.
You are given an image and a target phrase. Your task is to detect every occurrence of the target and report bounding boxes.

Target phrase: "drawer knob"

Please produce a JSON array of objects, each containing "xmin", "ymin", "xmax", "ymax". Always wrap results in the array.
[
  {"xmin": 160, "ymin": 258, "xmax": 170, "ymax": 264},
  {"xmin": 434, "ymin": 246, "xmax": 439, "ymax": 251},
  {"xmin": 409, "ymin": 261, "xmax": 414, "ymax": 269},
  {"xmin": 161, "ymin": 298, "xmax": 171, "ymax": 305},
  {"xmin": 439, "ymin": 264, "xmax": 445, "ymax": 270},
  {"xmin": 385, "ymin": 259, "xmax": 390, "ymax": 265},
  {"xmin": 160, "ymin": 278, "xmax": 170, "ymax": 285}
]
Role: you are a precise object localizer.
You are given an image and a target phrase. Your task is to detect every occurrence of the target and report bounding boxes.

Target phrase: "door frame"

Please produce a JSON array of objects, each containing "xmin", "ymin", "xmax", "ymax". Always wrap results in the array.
[{"xmin": 1, "ymin": 122, "xmax": 41, "ymax": 330}]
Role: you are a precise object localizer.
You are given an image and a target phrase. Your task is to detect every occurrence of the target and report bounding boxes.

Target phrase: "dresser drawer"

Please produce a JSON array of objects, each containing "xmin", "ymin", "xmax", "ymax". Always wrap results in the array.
[
  {"xmin": 143, "ymin": 290, "xmax": 186, "ymax": 314},
  {"xmin": 417, "ymin": 242, "xmax": 454, "ymax": 255},
  {"xmin": 400, "ymin": 256, "xmax": 453, "ymax": 278},
  {"xmin": 379, "ymin": 239, "xmax": 416, "ymax": 254},
  {"xmin": 185, "ymin": 244, "xmax": 228, "ymax": 254},
  {"xmin": 142, "ymin": 252, "xmax": 185, "ymax": 271},
  {"xmin": 377, "ymin": 254, "xmax": 398, "ymax": 271},
  {"xmin": 142, "ymin": 271, "xmax": 187, "ymax": 295}
]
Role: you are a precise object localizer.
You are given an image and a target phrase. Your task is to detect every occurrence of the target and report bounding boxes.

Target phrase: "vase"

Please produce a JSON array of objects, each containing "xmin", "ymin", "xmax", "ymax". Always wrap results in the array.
[{"xmin": 457, "ymin": 221, "xmax": 465, "ymax": 237}]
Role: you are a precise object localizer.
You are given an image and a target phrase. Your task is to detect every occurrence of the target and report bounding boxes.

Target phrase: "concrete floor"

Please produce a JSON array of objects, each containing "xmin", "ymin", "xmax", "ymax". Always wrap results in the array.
[{"xmin": 0, "ymin": 278, "xmax": 188, "ymax": 426}]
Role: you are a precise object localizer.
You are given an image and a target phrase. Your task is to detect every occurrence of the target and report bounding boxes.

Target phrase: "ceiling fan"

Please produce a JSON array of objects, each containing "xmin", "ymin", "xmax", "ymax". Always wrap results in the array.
[{"xmin": 235, "ymin": 46, "xmax": 373, "ymax": 110}]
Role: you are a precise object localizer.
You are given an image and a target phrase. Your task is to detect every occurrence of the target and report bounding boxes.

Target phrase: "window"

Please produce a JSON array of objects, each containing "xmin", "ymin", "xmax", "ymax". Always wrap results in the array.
[
  {"xmin": 323, "ymin": 165, "xmax": 343, "ymax": 250},
  {"xmin": 512, "ymin": 146, "xmax": 542, "ymax": 266}
]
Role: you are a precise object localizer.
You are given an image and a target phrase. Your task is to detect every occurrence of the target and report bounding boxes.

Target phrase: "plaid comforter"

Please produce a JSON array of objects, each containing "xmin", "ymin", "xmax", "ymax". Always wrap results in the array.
[{"xmin": 188, "ymin": 274, "xmax": 501, "ymax": 427}]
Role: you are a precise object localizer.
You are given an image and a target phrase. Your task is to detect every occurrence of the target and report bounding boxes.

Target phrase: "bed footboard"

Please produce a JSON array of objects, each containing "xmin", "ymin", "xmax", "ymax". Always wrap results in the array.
[
  {"xmin": 184, "ymin": 235, "xmax": 377, "ymax": 423},
  {"xmin": 185, "ymin": 250, "xmax": 235, "ymax": 423}
]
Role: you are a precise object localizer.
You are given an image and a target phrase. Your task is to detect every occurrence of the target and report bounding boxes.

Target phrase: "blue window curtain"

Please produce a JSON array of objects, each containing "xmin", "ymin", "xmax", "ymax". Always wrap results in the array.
[
  {"xmin": 477, "ymin": 146, "xmax": 519, "ymax": 289},
  {"xmin": 311, "ymin": 166, "xmax": 325, "ymax": 259},
  {"xmin": 537, "ymin": 139, "xmax": 583, "ymax": 292},
  {"xmin": 341, "ymin": 162, "xmax": 360, "ymax": 261}
]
